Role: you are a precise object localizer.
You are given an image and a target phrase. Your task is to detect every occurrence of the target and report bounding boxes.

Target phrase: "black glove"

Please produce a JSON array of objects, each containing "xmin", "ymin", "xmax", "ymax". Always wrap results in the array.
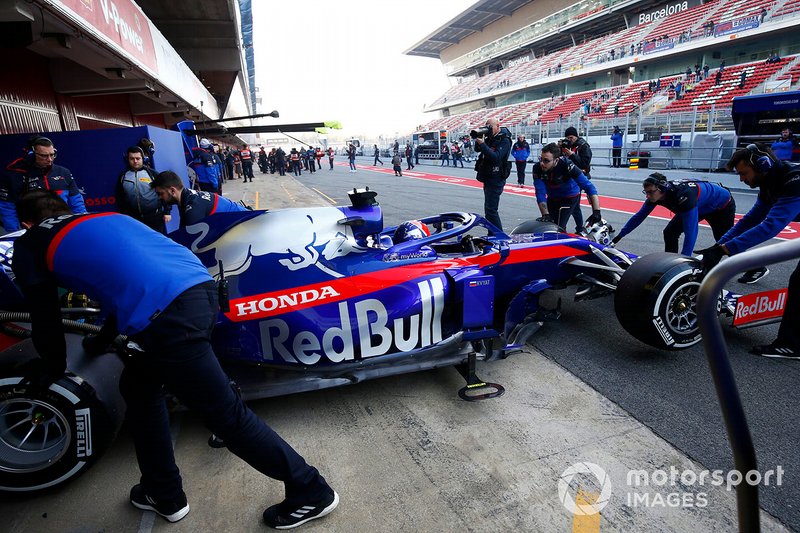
[
  {"xmin": 611, "ymin": 235, "xmax": 622, "ymax": 245},
  {"xmin": 695, "ymin": 244, "xmax": 726, "ymax": 272},
  {"xmin": 586, "ymin": 210, "xmax": 603, "ymax": 226},
  {"xmin": 82, "ymin": 334, "xmax": 111, "ymax": 356},
  {"xmin": 536, "ymin": 214, "xmax": 554, "ymax": 223},
  {"xmin": 19, "ymin": 358, "xmax": 65, "ymax": 396}
]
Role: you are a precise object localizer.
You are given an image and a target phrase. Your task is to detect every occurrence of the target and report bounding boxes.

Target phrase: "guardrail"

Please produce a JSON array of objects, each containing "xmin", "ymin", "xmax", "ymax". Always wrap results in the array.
[{"xmin": 697, "ymin": 238, "xmax": 800, "ymax": 533}]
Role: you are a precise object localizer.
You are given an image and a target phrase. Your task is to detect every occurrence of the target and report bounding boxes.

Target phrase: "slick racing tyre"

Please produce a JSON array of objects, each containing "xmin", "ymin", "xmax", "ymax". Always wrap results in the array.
[
  {"xmin": 510, "ymin": 219, "xmax": 563, "ymax": 235},
  {"xmin": 614, "ymin": 252, "xmax": 703, "ymax": 350},
  {"xmin": 0, "ymin": 340, "xmax": 124, "ymax": 493}
]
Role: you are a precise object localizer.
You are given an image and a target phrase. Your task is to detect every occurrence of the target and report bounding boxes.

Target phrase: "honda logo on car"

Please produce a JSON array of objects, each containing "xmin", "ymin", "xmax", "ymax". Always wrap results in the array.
[
  {"xmin": 233, "ymin": 285, "xmax": 341, "ymax": 318},
  {"xmin": 734, "ymin": 289, "xmax": 787, "ymax": 327},
  {"xmin": 259, "ymin": 279, "xmax": 444, "ymax": 364}
]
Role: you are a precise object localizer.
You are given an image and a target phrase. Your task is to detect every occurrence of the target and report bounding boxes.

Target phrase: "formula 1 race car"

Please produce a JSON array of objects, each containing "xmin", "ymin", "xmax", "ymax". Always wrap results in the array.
[{"xmin": 0, "ymin": 189, "xmax": 711, "ymax": 493}]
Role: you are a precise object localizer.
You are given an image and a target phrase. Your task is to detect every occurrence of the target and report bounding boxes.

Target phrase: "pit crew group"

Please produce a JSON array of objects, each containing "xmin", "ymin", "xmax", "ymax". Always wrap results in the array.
[
  {"xmin": 2, "ymin": 123, "xmax": 800, "ymax": 530},
  {"xmin": 473, "ymin": 121, "xmax": 800, "ymax": 361}
]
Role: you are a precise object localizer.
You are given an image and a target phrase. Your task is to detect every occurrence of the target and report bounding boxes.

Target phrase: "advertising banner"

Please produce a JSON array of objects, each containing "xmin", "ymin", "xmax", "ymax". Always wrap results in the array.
[
  {"xmin": 51, "ymin": 0, "xmax": 159, "ymax": 74},
  {"xmin": 714, "ymin": 15, "xmax": 760, "ymax": 38}
]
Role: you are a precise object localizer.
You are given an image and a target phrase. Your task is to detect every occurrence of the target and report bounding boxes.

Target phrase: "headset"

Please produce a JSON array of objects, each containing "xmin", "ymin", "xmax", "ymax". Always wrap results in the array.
[
  {"xmin": 746, "ymin": 143, "xmax": 775, "ymax": 173},
  {"xmin": 26, "ymin": 135, "xmax": 57, "ymax": 157},
  {"xmin": 642, "ymin": 172, "xmax": 672, "ymax": 192}
]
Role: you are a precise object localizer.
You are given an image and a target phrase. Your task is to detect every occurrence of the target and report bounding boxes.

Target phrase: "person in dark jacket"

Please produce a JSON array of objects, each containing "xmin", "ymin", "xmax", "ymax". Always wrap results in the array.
[
  {"xmin": 696, "ymin": 144, "xmax": 800, "ymax": 358},
  {"xmin": 511, "ymin": 135, "xmax": 531, "ymax": 187},
  {"xmin": 373, "ymin": 144, "xmax": 384, "ymax": 166},
  {"xmin": 239, "ymin": 144, "xmax": 254, "ymax": 182},
  {"xmin": 151, "ymin": 171, "xmax": 247, "ymax": 228},
  {"xmin": 562, "ymin": 126, "xmax": 594, "ymax": 231},
  {"xmin": 532, "ymin": 143, "xmax": 602, "ymax": 231},
  {"xmin": 0, "ymin": 136, "xmax": 86, "ymax": 232},
  {"xmin": 115, "ymin": 145, "xmax": 168, "ymax": 233},
  {"xmin": 474, "ymin": 118, "xmax": 512, "ymax": 231},
  {"xmin": 12, "ymin": 190, "xmax": 338, "ymax": 529}
]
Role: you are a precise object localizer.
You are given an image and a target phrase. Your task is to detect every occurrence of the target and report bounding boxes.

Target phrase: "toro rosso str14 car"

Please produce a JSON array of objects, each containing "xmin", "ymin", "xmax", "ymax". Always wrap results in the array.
[{"xmin": 0, "ymin": 188, "xmax": 712, "ymax": 493}]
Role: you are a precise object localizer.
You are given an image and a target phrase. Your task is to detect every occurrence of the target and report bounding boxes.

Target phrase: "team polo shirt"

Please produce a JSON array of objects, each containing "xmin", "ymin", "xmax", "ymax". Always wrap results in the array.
[{"xmin": 12, "ymin": 212, "xmax": 212, "ymax": 334}]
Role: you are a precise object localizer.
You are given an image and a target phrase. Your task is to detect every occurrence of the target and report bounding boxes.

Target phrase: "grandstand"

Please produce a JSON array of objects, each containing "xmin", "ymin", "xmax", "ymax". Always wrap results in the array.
[{"xmin": 407, "ymin": 0, "xmax": 800, "ymax": 140}]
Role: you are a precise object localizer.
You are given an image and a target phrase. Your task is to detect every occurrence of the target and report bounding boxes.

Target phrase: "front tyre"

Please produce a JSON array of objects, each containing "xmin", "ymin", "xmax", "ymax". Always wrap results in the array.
[{"xmin": 615, "ymin": 253, "xmax": 704, "ymax": 350}]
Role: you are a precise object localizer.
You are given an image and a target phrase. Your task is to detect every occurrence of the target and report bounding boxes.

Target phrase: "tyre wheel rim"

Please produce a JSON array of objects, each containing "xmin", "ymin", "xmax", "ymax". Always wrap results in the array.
[
  {"xmin": 0, "ymin": 398, "xmax": 71, "ymax": 473},
  {"xmin": 665, "ymin": 282, "xmax": 701, "ymax": 334}
]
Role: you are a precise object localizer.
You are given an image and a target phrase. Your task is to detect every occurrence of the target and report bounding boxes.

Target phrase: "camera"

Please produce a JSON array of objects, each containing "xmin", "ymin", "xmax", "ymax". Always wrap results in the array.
[
  {"xmin": 470, "ymin": 126, "xmax": 492, "ymax": 139},
  {"xmin": 557, "ymin": 138, "xmax": 573, "ymax": 149}
]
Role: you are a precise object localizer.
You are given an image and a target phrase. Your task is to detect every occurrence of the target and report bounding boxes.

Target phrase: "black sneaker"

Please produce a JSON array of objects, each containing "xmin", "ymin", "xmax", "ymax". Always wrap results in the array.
[
  {"xmin": 263, "ymin": 489, "xmax": 339, "ymax": 530},
  {"xmin": 130, "ymin": 484, "xmax": 190, "ymax": 523},
  {"xmin": 737, "ymin": 267, "xmax": 769, "ymax": 284},
  {"xmin": 751, "ymin": 343, "xmax": 799, "ymax": 359}
]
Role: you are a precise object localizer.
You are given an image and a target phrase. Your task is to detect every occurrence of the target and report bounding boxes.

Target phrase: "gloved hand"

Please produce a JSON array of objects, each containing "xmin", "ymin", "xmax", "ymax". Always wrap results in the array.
[
  {"xmin": 611, "ymin": 235, "xmax": 622, "ymax": 246},
  {"xmin": 19, "ymin": 358, "xmax": 65, "ymax": 396},
  {"xmin": 586, "ymin": 210, "xmax": 603, "ymax": 226},
  {"xmin": 82, "ymin": 334, "xmax": 110, "ymax": 356},
  {"xmin": 695, "ymin": 244, "xmax": 726, "ymax": 272},
  {"xmin": 536, "ymin": 214, "xmax": 554, "ymax": 223}
]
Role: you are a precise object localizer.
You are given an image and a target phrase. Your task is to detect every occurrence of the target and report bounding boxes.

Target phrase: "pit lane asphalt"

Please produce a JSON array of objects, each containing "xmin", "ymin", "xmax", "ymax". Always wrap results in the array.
[{"xmin": 0, "ymin": 162, "xmax": 794, "ymax": 532}]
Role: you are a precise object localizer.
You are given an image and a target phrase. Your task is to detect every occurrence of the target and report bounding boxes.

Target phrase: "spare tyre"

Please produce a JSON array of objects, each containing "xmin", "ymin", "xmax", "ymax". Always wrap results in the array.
[
  {"xmin": 0, "ymin": 336, "xmax": 124, "ymax": 493},
  {"xmin": 615, "ymin": 252, "xmax": 704, "ymax": 350}
]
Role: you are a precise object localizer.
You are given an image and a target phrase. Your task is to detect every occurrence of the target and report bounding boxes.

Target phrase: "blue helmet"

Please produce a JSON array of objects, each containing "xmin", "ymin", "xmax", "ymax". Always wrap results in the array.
[{"xmin": 393, "ymin": 220, "xmax": 430, "ymax": 243}]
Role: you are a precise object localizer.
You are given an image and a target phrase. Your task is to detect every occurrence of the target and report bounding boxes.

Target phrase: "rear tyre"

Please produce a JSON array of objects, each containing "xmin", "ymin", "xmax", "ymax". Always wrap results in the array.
[
  {"xmin": 510, "ymin": 219, "xmax": 563, "ymax": 235},
  {"xmin": 615, "ymin": 252, "xmax": 704, "ymax": 350}
]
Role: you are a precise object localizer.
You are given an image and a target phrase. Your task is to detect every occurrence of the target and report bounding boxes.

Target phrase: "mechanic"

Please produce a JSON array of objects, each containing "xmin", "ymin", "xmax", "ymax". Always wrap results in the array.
[
  {"xmin": 240, "ymin": 144, "xmax": 255, "ymax": 182},
  {"xmin": 612, "ymin": 173, "xmax": 769, "ymax": 284},
  {"xmin": 0, "ymin": 136, "xmax": 86, "ymax": 232},
  {"xmin": 532, "ymin": 142, "xmax": 603, "ymax": 231},
  {"xmin": 190, "ymin": 139, "xmax": 222, "ymax": 192},
  {"xmin": 696, "ymin": 144, "xmax": 800, "ymax": 358},
  {"xmin": 151, "ymin": 170, "xmax": 247, "ymax": 228},
  {"xmin": 474, "ymin": 117, "xmax": 512, "ymax": 231},
  {"xmin": 12, "ymin": 190, "xmax": 339, "ymax": 528},
  {"xmin": 115, "ymin": 145, "xmax": 169, "ymax": 234},
  {"xmin": 561, "ymin": 126, "xmax": 593, "ymax": 231}
]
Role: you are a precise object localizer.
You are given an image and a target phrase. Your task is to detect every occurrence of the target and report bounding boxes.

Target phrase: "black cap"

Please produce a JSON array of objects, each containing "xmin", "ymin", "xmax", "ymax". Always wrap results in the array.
[{"xmin": 565, "ymin": 126, "xmax": 578, "ymax": 137}]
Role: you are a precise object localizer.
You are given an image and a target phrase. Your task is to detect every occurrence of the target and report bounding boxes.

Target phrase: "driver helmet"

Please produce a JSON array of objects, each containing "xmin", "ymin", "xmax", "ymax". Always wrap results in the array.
[
  {"xmin": 200, "ymin": 138, "xmax": 212, "ymax": 149},
  {"xmin": 584, "ymin": 219, "xmax": 615, "ymax": 246},
  {"xmin": 393, "ymin": 220, "xmax": 431, "ymax": 243}
]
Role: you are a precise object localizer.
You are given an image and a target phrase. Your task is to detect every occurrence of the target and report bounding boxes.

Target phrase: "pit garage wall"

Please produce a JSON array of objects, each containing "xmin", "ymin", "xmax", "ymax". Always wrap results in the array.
[
  {"xmin": 0, "ymin": 49, "xmax": 166, "ymax": 134},
  {"xmin": 0, "ymin": 126, "xmax": 188, "ymax": 232}
]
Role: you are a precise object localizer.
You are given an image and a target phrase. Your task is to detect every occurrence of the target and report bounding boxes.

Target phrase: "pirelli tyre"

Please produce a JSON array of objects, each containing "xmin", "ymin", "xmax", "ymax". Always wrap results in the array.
[
  {"xmin": 0, "ymin": 339, "xmax": 125, "ymax": 493},
  {"xmin": 510, "ymin": 219, "xmax": 563, "ymax": 235},
  {"xmin": 614, "ymin": 252, "xmax": 703, "ymax": 350}
]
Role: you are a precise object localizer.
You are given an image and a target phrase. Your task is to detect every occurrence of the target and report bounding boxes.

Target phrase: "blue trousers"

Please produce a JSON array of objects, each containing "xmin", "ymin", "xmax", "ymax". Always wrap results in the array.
[{"xmin": 122, "ymin": 282, "xmax": 329, "ymax": 504}]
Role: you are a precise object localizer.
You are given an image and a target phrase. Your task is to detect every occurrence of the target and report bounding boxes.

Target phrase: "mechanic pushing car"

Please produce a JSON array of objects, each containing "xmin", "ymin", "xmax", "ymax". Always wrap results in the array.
[
  {"xmin": 612, "ymin": 173, "xmax": 768, "ymax": 284},
  {"xmin": 696, "ymin": 143, "xmax": 800, "ymax": 359},
  {"xmin": 473, "ymin": 117, "xmax": 512, "ymax": 231},
  {"xmin": 151, "ymin": 170, "xmax": 248, "ymax": 228},
  {"xmin": 11, "ymin": 190, "xmax": 339, "ymax": 529},
  {"xmin": 531, "ymin": 142, "xmax": 603, "ymax": 231}
]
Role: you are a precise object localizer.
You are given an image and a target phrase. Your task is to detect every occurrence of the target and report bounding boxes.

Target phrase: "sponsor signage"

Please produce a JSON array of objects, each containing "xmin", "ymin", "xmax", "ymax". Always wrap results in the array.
[
  {"xmin": 733, "ymin": 288, "xmax": 787, "ymax": 327},
  {"xmin": 714, "ymin": 15, "xmax": 760, "ymax": 38},
  {"xmin": 635, "ymin": 0, "xmax": 698, "ymax": 25},
  {"xmin": 643, "ymin": 41, "xmax": 675, "ymax": 55},
  {"xmin": 53, "ymin": 0, "xmax": 159, "ymax": 73}
]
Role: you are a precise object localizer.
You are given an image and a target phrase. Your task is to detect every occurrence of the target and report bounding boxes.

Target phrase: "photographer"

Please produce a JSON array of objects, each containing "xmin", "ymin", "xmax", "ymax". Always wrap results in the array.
[
  {"xmin": 561, "ymin": 126, "xmax": 593, "ymax": 231},
  {"xmin": 473, "ymin": 118, "xmax": 512, "ymax": 231},
  {"xmin": 532, "ymin": 143, "xmax": 602, "ymax": 231}
]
